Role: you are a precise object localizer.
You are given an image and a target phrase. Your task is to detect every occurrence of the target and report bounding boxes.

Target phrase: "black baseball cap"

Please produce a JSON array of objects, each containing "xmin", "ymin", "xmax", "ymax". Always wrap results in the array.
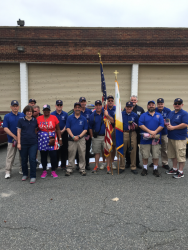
[
  {"xmin": 56, "ymin": 100, "xmax": 63, "ymax": 105},
  {"xmin": 157, "ymin": 98, "xmax": 164, "ymax": 103},
  {"xmin": 29, "ymin": 99, "xmax": 36, "ymax": 103},
  {"xmin": 126, "ymin": 101, "xmax": 133, "ymax": 107},
  {"xmin": 95, "ymin": 100, "xmax": 102, "ymax": 105},
  {"xmin": 148, "ymin": 100, "xmax": 155, "ymax": 105},
  {"xmin": 79, "ymin": 97, "xmax": 86, "ymax": 102},
  {"xmin": 74, "ymin": 102, "xmax": 81, "ymax": 107},
  {"xmin": 43, "ymin": 104, "xmax": 51, "ymax": 110},
  {"xmin": 11, "ymin": 100, "xmax": 19, "ymax": 106},
  {"xmin": 107, "ymin": 95, "xmax": 114, "ymax": 100},
  {"xmin": 174, "ymin": 98, "xmax": 183, "ymax": 104}
]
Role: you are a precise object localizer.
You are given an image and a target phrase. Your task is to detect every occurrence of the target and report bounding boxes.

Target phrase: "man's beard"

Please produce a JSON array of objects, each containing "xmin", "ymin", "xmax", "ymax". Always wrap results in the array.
[{"xmin": 148, "ymin": 108, "xmax": 155, "ymax": 112}]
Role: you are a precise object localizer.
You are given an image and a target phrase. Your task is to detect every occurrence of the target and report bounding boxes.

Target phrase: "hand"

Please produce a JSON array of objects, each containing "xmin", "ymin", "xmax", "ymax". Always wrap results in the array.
[
  {"xmin": 74, "ymin": 136, "xmax": 79, "ymax": 141},
  {"xmin": 167, "ymin": 125, "xmax": 175, "ymax": 131},
  {"xmin": 104, "ymin": 110, "xmax": 109, "ymax": 117},
  {"xmin": 59, "ymin": 140, "xmax": 63, "ymax": 146},
  {"xmin": 17, "ymin": 143, "xmax": 21, "ymax": 150},
  {"xmin": 14, "ymin": 136, "xmax": 18, "ymax": 141},
  {"xmin": 150, "ymin": 131, "xmax": 157, "ymax": 138}
]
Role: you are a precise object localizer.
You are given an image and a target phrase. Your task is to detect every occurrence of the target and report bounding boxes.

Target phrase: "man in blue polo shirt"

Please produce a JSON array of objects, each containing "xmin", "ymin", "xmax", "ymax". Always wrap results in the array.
[
  {"xmin": 154, "ymin": 98, "xmax": 171, "ymax": 170},
  {"xmin": 120, "ymin": 102, "xmax": 139, "ymax": 174},
  {"xmin": 100, "ymin": 95, "xmax": 116, "ymax": 170},
  {"xmin": 65, "ymin": 102, "xmax": 88, "ymax": 176},
  {"xmin": 166, "ymin": 98, "xmax": 188, "ymax": 178},
  {"xmin": 51, "ymin": 100, "xmax": 68, "ymax": 170},
  {"xmin": 139, "ymin": 100, "xmax": 164, "ymax": 177},
  {"xmin": 3, "ymin": 100, "xmax": 24, "ymax": 179},
  {"xmin": 89, "ymin": 100, "xmax": 114, "ymax": 174}
]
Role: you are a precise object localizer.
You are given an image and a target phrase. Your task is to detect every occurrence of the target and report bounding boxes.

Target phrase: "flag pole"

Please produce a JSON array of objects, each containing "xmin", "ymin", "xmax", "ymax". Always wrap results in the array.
[{"xmin": 114, "ymin": 70, "xmax": 119, "ymax": 174}]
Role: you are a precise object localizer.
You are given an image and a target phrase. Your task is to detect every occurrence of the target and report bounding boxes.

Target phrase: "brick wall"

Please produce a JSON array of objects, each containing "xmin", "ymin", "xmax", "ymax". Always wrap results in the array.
[{"xmin": 0, "ymin": 27, "xmax": 188, "ymax": 63}]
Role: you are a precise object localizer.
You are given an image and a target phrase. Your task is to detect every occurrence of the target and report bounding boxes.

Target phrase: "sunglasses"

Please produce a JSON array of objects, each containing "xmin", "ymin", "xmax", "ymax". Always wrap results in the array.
[
  {"xmin": 174, "ymin": 102, "xmax": 182, "ymax": 105},
  {"xmin": 57, "ymin": 104, "xmax": 62, "ymax": 106}
]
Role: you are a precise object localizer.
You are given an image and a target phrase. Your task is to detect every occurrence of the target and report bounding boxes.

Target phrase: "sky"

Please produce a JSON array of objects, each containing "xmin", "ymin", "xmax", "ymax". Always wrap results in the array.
[{"xmin": 0, "ymin": 0, "xmax": 188, "ymax": 27}]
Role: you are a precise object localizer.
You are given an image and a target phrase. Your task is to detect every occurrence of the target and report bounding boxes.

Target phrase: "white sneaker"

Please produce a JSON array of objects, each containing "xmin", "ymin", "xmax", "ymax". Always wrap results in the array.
[
  {"xmin": 5, "ymin": 172, "xmax": 10, "ymax": 179},
  {"xmin": 100, "ymin": 163, "xmax": 106, "ymax": 170},
  {"xmin": 112, "ymin": 163, "xmax": 116, "ymax": 170}
]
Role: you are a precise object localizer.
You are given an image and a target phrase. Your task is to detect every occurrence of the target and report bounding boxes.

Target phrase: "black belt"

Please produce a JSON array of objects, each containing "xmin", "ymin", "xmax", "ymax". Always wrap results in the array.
[{"xmin": 123, "ymin": 130, "xmax": 129, "ymax": 133}]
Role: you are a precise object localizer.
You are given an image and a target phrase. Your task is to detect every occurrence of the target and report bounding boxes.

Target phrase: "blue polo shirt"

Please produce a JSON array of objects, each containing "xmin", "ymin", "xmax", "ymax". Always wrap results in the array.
[
  {"xmin": 51, "ymin": 110, "xmax": 68, "ymax": 130},
  {"xmin": 139, "ymin": 111, "xmax": 164, "ymax": 144},
  {"xmin": 80, "ymin": 108, "xmax": 92, "ymax": 122},
  {"xmin": 89, "ymin": 111, "xmax": 105, "ymax": 135},
  {"xmin": 155, "ymin": 107, "xmax": 171, "ymax": 135},
  {"xmin": 167, "ymin": 109, "xmax": 188, "ymax": 140},
  {"xmin": 17, "ymin": 117, "xmax": 38, "ymax": 145},
  {"xmin": 66, "ymin": 114, "xmax": 88, "ymax": 136},
  {"xmin": 3, "ymin": 112, "xmax": 25, "ymax": 143},
  {"xmin": 122, "ymin": 111, "xmax": 138, "ymax": 131}
]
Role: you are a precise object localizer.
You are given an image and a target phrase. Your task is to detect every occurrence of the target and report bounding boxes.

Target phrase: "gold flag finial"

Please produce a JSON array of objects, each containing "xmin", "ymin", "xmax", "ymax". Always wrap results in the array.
[
  {"xmin": 114, "ymin": 70, "xmax": 119, "ymax": 80},
  {"xmin": 98, "ymin": 51, "xmax": 101, "ymax": 62}
]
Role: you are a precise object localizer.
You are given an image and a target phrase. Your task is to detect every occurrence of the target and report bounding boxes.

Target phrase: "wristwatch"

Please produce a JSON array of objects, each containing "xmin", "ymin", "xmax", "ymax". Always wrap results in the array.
[
  {"xmin": 78, "ymin": 135, "xmax": 80, "ymax": 139},
  {"xmin": 59, "ymin": 138, "xmax": 62, "ymax": 140}
]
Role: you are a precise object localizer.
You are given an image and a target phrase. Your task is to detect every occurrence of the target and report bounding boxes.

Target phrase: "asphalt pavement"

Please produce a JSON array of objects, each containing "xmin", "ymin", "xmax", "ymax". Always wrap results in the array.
[{"xmin": 0, "ymin": 144, "xmax": 188, "ymax": 250}]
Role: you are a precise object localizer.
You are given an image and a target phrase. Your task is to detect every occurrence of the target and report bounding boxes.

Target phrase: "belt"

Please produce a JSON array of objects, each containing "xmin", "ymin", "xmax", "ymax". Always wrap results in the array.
[{"xmin": 123, "ymin": 130, "xmax": 129, "ymax": 133}]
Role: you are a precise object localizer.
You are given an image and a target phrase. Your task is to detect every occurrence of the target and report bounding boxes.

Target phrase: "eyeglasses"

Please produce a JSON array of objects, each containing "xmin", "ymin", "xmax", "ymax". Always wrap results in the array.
[
  {"xmin": 57, "ymin": 104, "xmax": 62, "ymax": 106},
  {"xmin": 174, "ymin": 102, "xmax": 182, "ymax": 105}
]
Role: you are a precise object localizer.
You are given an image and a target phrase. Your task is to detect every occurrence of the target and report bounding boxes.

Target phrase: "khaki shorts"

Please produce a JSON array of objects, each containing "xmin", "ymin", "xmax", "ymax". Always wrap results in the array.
[
  {"xmin": 111, "ymin": 129, "xmax": 116, "ymax": 146},
  {"xmin": 92, "ymin": 136, "xmax": 104, "ymax": 154},
  {"xmin": 140, "ymin": 144, "xmax": 161, "ymax": 159},
  {"xmin": 168, "ymin": 139, "xmax": 186, "ymax": 162}
]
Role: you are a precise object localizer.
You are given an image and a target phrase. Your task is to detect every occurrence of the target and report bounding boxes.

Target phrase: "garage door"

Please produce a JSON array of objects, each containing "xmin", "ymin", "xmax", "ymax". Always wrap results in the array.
[
  {"xmin": 28, "ymin": 64, "xmax": 131, "ymax": 112},
  {"xmin": 0, "ymin": 64, "xmax": 20, "ymax": 111},
  {"xmin": 138, "ymin": 65, "xmax": 188, "ymax": 112}
]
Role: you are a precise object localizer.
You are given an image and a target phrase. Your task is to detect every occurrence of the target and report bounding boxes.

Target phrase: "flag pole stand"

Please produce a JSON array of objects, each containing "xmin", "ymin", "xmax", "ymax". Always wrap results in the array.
[{"xmin": 117, "ymin": 154, "xmax": 119, "ymax": 175}]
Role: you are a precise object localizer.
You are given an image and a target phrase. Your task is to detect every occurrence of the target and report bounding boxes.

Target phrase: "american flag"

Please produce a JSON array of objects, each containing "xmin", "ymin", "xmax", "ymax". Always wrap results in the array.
[{"xmin": 100, "ymin": 61, "xmax": 113, "ymax": 157}]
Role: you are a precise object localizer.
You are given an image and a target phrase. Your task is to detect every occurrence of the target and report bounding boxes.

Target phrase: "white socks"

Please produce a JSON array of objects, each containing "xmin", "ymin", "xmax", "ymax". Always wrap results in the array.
[
  {"xmin": 143, "ymin": 165, "xmax": 147, "ymax": 170},
  {"xmin": 154, "ymin": 165, "xmax": 158, "ymax": 170}
]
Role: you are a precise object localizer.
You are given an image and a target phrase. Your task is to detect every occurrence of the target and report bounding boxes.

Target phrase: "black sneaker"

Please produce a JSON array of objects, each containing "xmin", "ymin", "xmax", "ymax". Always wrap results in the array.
[
  {"xmin": 65, "ymin": 172, "xmax": 70, "ymax": 176},
  {"xmin": 149, "ymin": 163, "xmax": 153, "ymax": 168},
  {"xmin": 173, "ymin": 171, "xmax": 184, "ymax": 179},
  {"xmin": 119, "ymin": 169, "xmax": 125, "ymax": 174},
  {"xmin": 162, "ymin": 164, "xmax": 170, "ymax": 170},
  {"xmin": 166, "ymin": 168, "xmax": 178, "ymax": 175},
  {"xmin": 131, "ymin": 170, "xmax": 138, "ymax": 174},
  {"xmin": 153, "ymin": 169, "xmax": 160, "ymax": 177},
  {"xmin": 85, "ymin": 165, "xmax": 90, "ymax": 170},
  {"xmin": 141, "ymin": 168, "xmax": 148, "ymax": 176}
]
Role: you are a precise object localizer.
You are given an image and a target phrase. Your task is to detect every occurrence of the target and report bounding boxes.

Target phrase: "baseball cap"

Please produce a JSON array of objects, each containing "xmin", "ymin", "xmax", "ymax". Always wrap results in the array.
[
  {"xmin": 79, "ymin": 97, "xmax": 86, "ymax": 102},
  {"xmin": 56, "ymin": 100, "xmax": 63, "ymax": 105},
  {"xmin": 74, "ymin": 102, "xmax": 81, "ymax": 107},
  {"xmin": 11, "ymin": 100, "xmax": 19, "ymax": 106},
  {"xmin": 148, "ymin": 100, "xmax": 155, "ymax": 105},
  {"xmin": 29, "ymin": 99, "xmax": 36, "ymax": 103},
  {"xmin": 95, "ymin": 100, "xmax": 102, "ymax": 105},
  {"xmin": 107, "ymin": 95, "xmax": 114, "ymax": 100},
  {"xmin": 126, "ymin": 101, "xmax": 133, "ymax": 107},
  {"xmin": 157, "ymin": 98, "xmax": 164, "ymax": 103},
  {"xmin": 43, "ymin": 104, "xmax": 51, "ymax": 110},
  {"xmin": 174, "ymin": 98, "xmax": 183, "ymax": 104}
]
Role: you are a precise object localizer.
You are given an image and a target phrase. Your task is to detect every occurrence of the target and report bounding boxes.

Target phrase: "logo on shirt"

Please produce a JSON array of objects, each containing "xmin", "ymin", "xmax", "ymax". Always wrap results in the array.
[
  {"xmin": 86, "ymin": 114, "xmax": 89, "ymax": 118},
  {"xmin": 131, "ymin": 117, "xmax": 135, "ymax": 121},
  {"xmin": 79, "ymin": 121, "xmax": 83, "ymax": 125},
  {"xmin": 61, "ymin": 116, "xmax": 65, "ymax": 120},
  {"xmin": 176, "ymin": 115, "xmax": 181, "ymax": 119},
  {"xmin": 156, "ymin": 115, "xmax": 160, "ymax": 119},
  {"xmin": 137, "ymin": 111, "xmax": 141, "ymax": 115}
]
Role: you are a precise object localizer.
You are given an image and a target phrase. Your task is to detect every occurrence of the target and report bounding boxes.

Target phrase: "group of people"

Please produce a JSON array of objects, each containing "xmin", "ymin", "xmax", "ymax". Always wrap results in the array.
[{"xmin": 2, "ymin": 95, "xmax": 188, "ymax": 184}]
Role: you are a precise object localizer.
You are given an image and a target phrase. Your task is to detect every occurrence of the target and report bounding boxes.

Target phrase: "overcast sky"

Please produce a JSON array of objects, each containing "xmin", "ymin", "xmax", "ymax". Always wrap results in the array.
[{"xmin": 1, "ymin": 0, "xmax": 188, "ymax": 27}]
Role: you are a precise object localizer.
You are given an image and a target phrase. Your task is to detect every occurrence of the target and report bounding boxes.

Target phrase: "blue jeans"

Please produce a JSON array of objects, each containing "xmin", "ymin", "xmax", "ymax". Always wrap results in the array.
[{"xmin": 21, "ymin": 144, "xmax": 38, "ymax": 178}]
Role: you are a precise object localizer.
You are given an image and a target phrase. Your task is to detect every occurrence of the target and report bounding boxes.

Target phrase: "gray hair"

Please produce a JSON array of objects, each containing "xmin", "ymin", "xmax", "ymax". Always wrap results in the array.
[
  {"xmin": 33, "ymin": 105, "xmax": 40, "ymax": 110},
  {"xmin": 130, "ymin": 95, "xmax": 138, "ymax": 100}
]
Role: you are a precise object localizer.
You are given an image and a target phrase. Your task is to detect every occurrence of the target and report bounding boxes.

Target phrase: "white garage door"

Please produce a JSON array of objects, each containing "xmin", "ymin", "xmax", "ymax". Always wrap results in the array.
[
  {"xmin": 28, "ymin": 64, "xmax": 131, "ymax": 112},
  {"xmin": 0, "ymin": 64, "xmax": 20, "ymax": 111},
  {"xmin": 138, "ymin": 65, "xmax": 188, "ymax": 112}
]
